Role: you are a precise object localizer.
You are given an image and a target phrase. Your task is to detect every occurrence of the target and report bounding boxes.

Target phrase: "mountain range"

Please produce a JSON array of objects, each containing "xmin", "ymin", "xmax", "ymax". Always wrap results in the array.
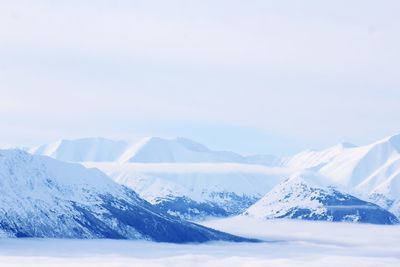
[
  {"xmin": 29, "ymin": 137, "xmax": 286, "ymax": 220},
  {"xmin": 28, "ymin": 134, "xmax": 400, "ymax": 223},
  {"xmin": 29, "ymin": 136, "xmax": 279, "ymax": 165}
]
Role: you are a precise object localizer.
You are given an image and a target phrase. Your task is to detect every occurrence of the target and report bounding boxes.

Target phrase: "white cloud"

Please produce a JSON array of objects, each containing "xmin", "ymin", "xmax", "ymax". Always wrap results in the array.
[{"xmin": 1, "ymin": 218, "xmax": 399, "ymax": 267}]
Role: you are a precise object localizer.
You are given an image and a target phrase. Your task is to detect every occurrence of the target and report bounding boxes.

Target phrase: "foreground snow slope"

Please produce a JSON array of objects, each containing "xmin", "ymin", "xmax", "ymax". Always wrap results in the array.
[
  {"xmin": 1, "ymin": 218, "xmax": 399, "ymax": 267},
  {"xmin": 0, "ymin": 149, "xmax": 252, "ymax": 243},
  {"xmin": 244, "ymin": 172, "xmax": 398, "ymax": 224}
]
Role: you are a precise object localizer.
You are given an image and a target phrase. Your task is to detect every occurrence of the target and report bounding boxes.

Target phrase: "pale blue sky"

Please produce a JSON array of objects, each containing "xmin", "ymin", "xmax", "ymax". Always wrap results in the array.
[{"xmin": 1, "ymin": 0, "xmax": 400, "ymax": 155}]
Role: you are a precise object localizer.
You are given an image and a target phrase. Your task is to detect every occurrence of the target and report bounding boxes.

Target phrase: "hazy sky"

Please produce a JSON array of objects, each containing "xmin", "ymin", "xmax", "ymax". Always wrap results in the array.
[{"xmin": 1, "ymin": 0, "xmax": 400, "ymax": 155}]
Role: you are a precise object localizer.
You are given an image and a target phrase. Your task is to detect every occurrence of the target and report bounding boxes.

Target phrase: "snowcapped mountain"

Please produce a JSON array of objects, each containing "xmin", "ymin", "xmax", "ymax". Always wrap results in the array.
[
  {"xmin": 244, "ymin": 172, "xmax": 399, "ymax": 224},
  {"xmin": 29, "ymin": 137, "xmax": 284, "ymax": 220},
  {"xmin": 280, "ymin": 142, "xmax": 357, "ymax": 170},
  {"xmin": 281, "ymin": 133, "xmax": 400, "ymax": 218},
  {"xmin": 29, "ymin": 137, "xmax": 130, "ymax": 162},
  {"xmin": 28, "ymin": 134, "xmax": 400, "ymax": 222},
  {"xmin": 29, "ymin": 137, "xmax": 279, "ymax": 165},
  {"xmin": 83, "ymin": 162, "xmax": 291, "ymax": 220},
  {"xmin": 0, "ymin": 149, "xmax": 254, "ymax": 243}
]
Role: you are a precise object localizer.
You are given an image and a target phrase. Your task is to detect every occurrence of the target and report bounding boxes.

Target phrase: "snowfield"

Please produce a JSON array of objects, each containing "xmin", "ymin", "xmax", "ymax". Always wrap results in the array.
[{"xmin": 1, "ymin": 217, "xmax": 399, "ymax": 267}]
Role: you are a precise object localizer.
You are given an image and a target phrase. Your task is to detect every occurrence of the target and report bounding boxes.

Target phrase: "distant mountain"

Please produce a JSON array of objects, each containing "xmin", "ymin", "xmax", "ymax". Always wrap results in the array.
[
  {"xmin": 29, "ymin": 137, "xmax": 279, "ymax": 165},
  {"xmin": 28, "ymin": 134, "xmax": 400, "ymax": 222},
  {"xmin": 29, "ymin": 137, "xmax": 286, "ymax": 220},
  {"xmin": 29, "ymin": 137, "xmax": 131, "ymax": 162},
  {"xmin": 243, "ymin": 172, "xmax": 399, "ymax": 225},
  {"xmin": 280, "ymin": 142, "xmax": 357, "ymax": 170},
  {"xmin": 0, "ymin": 149, "xmax": 253, "ymax": 243}
]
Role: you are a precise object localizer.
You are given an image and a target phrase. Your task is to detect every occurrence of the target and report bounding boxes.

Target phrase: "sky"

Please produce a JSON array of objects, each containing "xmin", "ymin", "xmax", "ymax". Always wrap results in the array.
[{"xmin": 1, "ymin": 0, "xmax": 400, "ymax": 156}]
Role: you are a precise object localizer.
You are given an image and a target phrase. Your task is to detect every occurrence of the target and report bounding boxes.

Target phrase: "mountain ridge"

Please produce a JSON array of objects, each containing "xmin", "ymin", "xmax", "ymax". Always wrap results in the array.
[
  {"xmin": 0, "ymin": 149, "xmax": 255, "ymax": 242},
  {"xmin": 28, "ymin": 133, "xmax": 400, "ymax": 220},
  {"xmin": 29, "ymin": 137, "xmax": 279, "ymax": 166}
]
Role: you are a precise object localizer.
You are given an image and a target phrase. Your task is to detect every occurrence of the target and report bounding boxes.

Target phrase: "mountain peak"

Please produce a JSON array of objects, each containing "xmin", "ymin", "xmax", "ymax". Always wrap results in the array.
[
  {"xmin": 244, "ymin": 171, "xmax": 399, "ymax": 224},
  {"xmin": 174, "ymin": 137, "xmax": 210, "ymax": 152},
  {"xmin": 126, "ymin": 136, "xmax": 241, "ymax": 163},
  {"xmin": 29, "ymin": 137, "xmax": 130, "ymax": 162},
  {"xmin": 283, "ymin": 171, "xmax": 331, "ymax": 189},
  {"xmin": 335, "ymin": 142, "xmax": 357, "ymax": 149},
  {"xmin": 30, "ymin": 136, "xmax": 278, "ymax": 165},
  {"xmin": 383, "ymin": 133, "xmax": 400, "ymax": 151},
  {"xmin": 373, "ymin": 133, "xmax": 400, "ymax": 145},
  {"xmin": 140, "ymin": 137, "xmax": 210, "ymax": 151}
]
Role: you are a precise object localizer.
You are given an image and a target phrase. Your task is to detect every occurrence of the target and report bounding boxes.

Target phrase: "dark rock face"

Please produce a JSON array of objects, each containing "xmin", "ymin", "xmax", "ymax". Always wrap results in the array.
[{"xmin": 154, "ymin": 193, "xmax": 258, "ymax": 220}]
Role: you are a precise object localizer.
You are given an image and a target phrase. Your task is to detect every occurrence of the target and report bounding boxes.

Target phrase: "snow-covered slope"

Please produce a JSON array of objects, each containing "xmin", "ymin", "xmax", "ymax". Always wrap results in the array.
[
  {"xmin": 30, "ymin": 137, "xmax": 279, "ymax": 165},
  {"xmin": 28, "ymin": 137, "xmax": 285, "ymax": 220},
  {"xmin": 83, "ymin": 162, "xmax": 292, "ymax": 220},
  {"xmin": 281, "ymin": 142, "xmax": 357, "ymax": 169},
  {"xmin": 0, "ymin": 149, "xmax": 254, "ymax": 243},
  {"xmin": 29, "ymin": 134, "xmax": 400, "ymax": 221},
  {"xmin": 244, "ymin": 172, "xmax": 399, "ymax": 224},
  {"xmin": 29, "ymin": 137, "xmax": 130, "ymax": 162},
  {"xmin": 281, "ymin": 134, "xmax": 400, "ymax": 218}
]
